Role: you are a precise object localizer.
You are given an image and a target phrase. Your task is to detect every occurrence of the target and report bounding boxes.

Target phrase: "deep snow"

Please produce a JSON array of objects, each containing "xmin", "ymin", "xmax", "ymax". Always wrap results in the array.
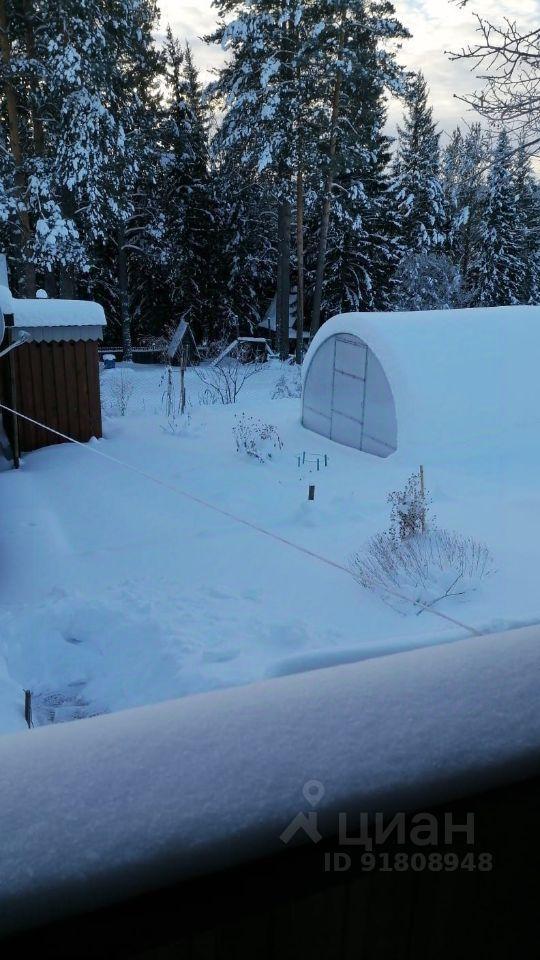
[
  {"xmin": 2, "ymin": 622, "xmax": 540, "ymax": 934},
  {"xmin": 0, "ymin": 354, "xmax": 539, "ymax": 733}
]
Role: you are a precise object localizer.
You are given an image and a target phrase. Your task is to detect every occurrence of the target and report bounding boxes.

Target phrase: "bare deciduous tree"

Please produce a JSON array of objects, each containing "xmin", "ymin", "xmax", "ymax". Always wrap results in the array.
[
  {"xmin": 195, "ymin": 341, "xmax": 263, "ymax": 405},
  {"xmin": 449, "ymin": 3, "xmax": 540, "ymax": 157}
]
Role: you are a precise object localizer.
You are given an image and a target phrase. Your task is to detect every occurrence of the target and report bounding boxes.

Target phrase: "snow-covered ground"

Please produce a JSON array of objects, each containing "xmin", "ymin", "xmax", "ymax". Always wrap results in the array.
[{"xmin": 1, "ymin": 356, "xmax": 539, "ymax": 734}]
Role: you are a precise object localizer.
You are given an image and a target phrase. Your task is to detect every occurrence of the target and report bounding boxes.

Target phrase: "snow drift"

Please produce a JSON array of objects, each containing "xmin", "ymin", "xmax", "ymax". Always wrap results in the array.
[{"xmin": 1, "ymin": 623, "xmax": 540, "ymax": 935}]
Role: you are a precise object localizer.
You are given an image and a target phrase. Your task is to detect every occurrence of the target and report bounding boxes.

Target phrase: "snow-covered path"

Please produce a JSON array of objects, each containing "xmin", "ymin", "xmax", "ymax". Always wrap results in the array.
[{"xmin": 1, "ymin": 360, "xmax": 539, "ymax": 733}]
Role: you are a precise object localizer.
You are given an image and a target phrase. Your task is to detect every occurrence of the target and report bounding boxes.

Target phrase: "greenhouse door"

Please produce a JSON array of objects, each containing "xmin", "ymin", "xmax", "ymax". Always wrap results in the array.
[
  {"xmin": 302, "ymin": 332, "xmax": 397, "ymax": 458},
  {"xmin": 329, "ymin": 335, "xmax": 367, "ymax": 449}
]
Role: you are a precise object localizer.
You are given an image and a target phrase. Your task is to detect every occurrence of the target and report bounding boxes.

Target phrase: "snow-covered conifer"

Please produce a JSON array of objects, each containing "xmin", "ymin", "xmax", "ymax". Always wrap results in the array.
[
  {"xmin": 392, "ymin": 72, "xmax": 446, "ymax": 255},
  {"xmin": 471, "ymin": 129, "xmax": 522, "ymax": 307}
]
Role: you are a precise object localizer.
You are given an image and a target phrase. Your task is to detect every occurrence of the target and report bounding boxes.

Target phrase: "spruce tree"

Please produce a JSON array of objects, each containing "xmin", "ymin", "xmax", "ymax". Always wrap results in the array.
[
  {"xmin": 213, "ymin": 148, "xmax": 276, "ymax": 337},
  {"xmin": 308, "ymin": 0, "xmax": 409, "ymax": 334},
  {"xmin": 472, "ymin": 129, "xmax": 522, "ymax": 307},
  {"xmin": 320, "ymin": 53, "xmax": 403, "ymax": 318},
  {"xmin": 208, "ymin": 0, "xmax": 300, "ymax": 356},
  {"xmin": 0, "ymin": 0, "xmax": 162, "ymax": 331},
  {"xmin": 442, "ymin": 124, "xmax": 488, "ymax": 292},
  {"xmin": 159, "ymin": 32, "xmax": 218, "ymax": 342},
  {"xmin": 514, "ymin": 142, "xmax": 540, "ymax": 304},
  {"xmin": 393, "ymin": 72, "xmax": 446, "ymax": 255}
]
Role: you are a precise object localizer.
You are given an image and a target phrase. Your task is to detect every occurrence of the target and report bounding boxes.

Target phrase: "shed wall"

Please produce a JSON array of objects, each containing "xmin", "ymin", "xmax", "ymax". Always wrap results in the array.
[{"xmin": 1, "ymin": 339, "xmax": 102, "ymax": 453}]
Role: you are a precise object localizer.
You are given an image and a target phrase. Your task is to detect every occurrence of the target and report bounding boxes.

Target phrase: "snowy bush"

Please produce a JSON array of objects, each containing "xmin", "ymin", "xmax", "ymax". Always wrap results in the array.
[
  {"xmin": 350, "ymin": 471, "xmax": 494, "ymax": 613},
  {"xmin": 350, "ymin": 529, "xmax": 494, "ymax": 615},
  {"xmin": 233, "ymin": 413, "xmax": 283, "ymax": 462},
  {"xmin": 195, "ymin": 340, "xmax": 263, "ymax": 404},
  {"xmin": 388, "ymin": 470, "xmax": 431, "ymax": 541},
  {"xmin": 272, "ymin": 365, "xmax": 302, "ymax": 399}
]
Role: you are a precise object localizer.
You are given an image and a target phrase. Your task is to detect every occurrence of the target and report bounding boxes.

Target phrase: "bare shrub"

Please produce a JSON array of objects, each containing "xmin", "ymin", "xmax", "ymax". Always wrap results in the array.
[
  {"xmin": 160, "ymin": 365, "xmax": 176, "ymax": 419},
  {"xmin": 195, "ymin": 340, "xmax": 263, "ymax": 405},
  {"xmin": 105, "ymin": 369, "xmax": 135, "ymax": 417},
  {"xmin": 350, "ymin": 529, "xmax": 494, "ymax": 615},
  {"xmin": 233, "ymin": 413, "xmax": 283, "ymax": 463},
  {"xmin": 161, "ymin": 410, "xmax": 193, "ymax": 436},
  {"xmin": 350, "ymin": 470, "xmax": 494, "ymax": 614},
  {"xmin": 272, "ymin": 365, "xmax": 302, "ymax": 400}
]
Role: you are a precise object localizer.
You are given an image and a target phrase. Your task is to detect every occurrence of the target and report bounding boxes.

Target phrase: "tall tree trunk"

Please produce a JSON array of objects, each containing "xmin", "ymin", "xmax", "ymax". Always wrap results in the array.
[
  {"xmin": 277, "ymin": 198, "xmax": 291, "ymax": 361},
  {"xmin": 118, "ymin": 224, "xmax": 132, "ymax": 360},
  {"xmin": 276, "ymin": 204, "xmax": 284, "ymax": 354},
  {"xmin": 21, "ymin": 0, "xmax": 45, "ymax": 155},
  {"xmin": 59, "ymin": 188, "xmax": 76, "ymax": 298},
  {"xmin": 0, "ymin": 0, "xmax": 35, "ymax": 296},
  {"xmin": 309, "ymin": 72, "xmax": 342, "ymax": 339},
  {"xmin": 275, "ymin": 4, "xmax": 292, "ymax": 362},
  {"xmin": 295, "ymin": 168, "xmax": 305, "ymax": 365},
  {"xmin": 310, "ymin": 17, "xmax": 346, "ymax": 339}
]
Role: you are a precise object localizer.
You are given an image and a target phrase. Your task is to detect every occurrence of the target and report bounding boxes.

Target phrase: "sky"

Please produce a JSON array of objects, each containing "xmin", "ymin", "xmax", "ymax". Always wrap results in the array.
[{"xmin": 158, "ymin": 0, "xmax": 539, "ymax": 145}]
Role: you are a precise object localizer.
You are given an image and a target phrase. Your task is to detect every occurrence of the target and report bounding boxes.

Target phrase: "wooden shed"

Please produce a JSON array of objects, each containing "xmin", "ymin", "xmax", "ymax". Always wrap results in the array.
[{"xmin": 0, "ymin": 284, "xmax": 105, "ymax": 463}]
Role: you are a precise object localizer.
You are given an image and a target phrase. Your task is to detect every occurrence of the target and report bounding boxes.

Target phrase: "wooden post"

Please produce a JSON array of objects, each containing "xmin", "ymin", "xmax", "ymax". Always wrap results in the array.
[
  {"xmin": 5, "ymin": 314, "xmax": 20, "ymax": 468},
  {"xmin": 24, "ymin": 689, "xmax": 33, "ymax": 729},
  {"xmin": 179, "ymin": 346, "xmax": 187, "ymax": 415},
  {"xmin": 419, "ymin": 465, "xmax": 425, "ymax": 532},
  {"xmin": 308, "ymin": 484, "xmax": 315, "ymax": 501}
]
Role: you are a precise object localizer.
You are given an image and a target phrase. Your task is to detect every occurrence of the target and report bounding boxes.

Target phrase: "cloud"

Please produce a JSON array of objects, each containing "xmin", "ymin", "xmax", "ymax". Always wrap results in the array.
[{"xmin": 159, "ymin": 0, "xmax": 537, "ymax": 138}]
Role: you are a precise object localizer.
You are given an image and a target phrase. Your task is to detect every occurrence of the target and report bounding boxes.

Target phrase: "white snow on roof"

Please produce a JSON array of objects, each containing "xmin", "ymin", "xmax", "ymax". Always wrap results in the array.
[
  {"xmin": 13, "ymin": 297, "xmax": 106, "ymax": 328},
  {"xmin": 0, "ymin": 284, "xmax": 105, "ymax": 328},
  {"xmin": 0, "ymin": 284, "xmax": 13, "ymax": 314},
  {"xmin": 1, "ymin": 623, "xmax": 540, "ymax": 934},
  {"xmin": 303, "ymin": 306, "xmax": 540, "ymax": 456}
]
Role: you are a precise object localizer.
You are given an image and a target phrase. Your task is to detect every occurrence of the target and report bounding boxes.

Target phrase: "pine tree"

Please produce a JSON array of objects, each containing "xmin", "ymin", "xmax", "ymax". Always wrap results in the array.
[
  {"xmin": 393, "ymin": 72, "xmax": 446, "ymax": 255},
  {"xmin": 472, "ymin": 129, "xmax": 523, "ymax": 307}
]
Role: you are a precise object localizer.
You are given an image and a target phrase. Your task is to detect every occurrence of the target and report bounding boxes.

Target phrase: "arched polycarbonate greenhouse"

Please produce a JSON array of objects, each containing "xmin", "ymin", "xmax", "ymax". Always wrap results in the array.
[{"xmin": 302, "ymin": 306, "xmax": 540, "ymax": 458}]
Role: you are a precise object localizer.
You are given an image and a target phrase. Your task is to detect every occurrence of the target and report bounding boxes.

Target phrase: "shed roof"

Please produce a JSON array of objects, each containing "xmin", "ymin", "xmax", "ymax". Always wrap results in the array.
[
  {"xmin": 0, "ymin": 286, "xmax": 105, "ymax": 328},
  {"xmin": 303, "ymin": 306, "xmax": 540, "ymax": 459},
  {"xmin": 0, "ymin": 286, "xmax": 106, "ymax": 343}
]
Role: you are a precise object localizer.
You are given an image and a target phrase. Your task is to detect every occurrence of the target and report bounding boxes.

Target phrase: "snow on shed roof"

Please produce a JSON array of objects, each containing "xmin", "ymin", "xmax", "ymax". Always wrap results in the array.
[
  {"xmin": 8, "ymin": 293, "xmax": 105, "ymax": 329},
  {"xmin": 303, "ymin": 305, "xmax": 540, "ymax": 457},
  {"xmin": 0, "ymin": 284, "xmax": 13, "ymax": 315}
]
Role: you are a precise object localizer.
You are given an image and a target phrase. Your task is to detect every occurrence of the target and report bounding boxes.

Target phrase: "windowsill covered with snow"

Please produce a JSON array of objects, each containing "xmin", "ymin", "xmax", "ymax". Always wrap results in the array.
[{"xmin": 1, "ymin": 622, "xmax": 540, "ymax": 936}]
